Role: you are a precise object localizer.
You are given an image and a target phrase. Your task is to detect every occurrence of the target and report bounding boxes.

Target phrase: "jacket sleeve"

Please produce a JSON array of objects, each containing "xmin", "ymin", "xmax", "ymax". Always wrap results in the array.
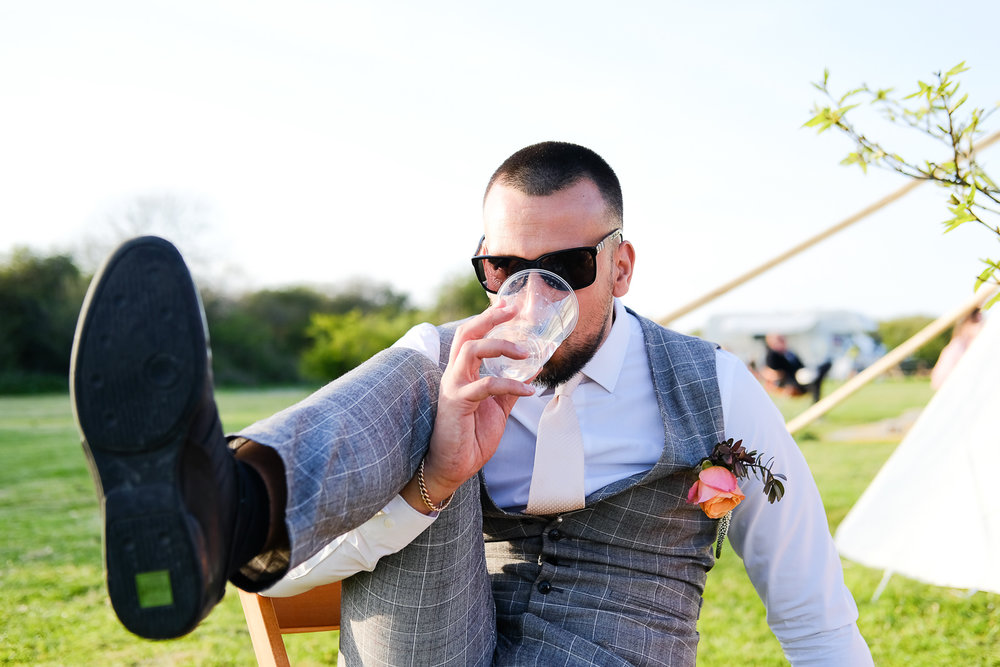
[
  {"xmin": 260, "ymin": 494, "xmax": 436, "ymax": 597},
  {"xmin": 259, "ymin": 323, "xmax": 445, "ymax": 597}
]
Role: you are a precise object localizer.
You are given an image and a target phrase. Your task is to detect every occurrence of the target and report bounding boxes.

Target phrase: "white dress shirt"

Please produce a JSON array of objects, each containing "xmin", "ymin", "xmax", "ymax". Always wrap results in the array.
[{"xmin": 262, "ymin": 300, "xmax": 872, "ymax": 665}]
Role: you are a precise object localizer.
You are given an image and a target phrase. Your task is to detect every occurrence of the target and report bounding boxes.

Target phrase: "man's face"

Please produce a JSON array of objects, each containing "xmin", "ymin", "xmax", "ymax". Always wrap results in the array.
[
  {"xmin": 481, "ymin": 178, "xmax": 634, "ymax": 386},
  {"xmin": 768, "ymin": 335, "xmax": 788, "ymax": 352}
]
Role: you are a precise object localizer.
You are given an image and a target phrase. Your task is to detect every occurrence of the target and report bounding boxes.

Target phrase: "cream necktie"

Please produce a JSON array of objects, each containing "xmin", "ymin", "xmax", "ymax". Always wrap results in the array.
[{"xmin": 525, "ymin": 372, "xmax": 586, "ymax": 514}]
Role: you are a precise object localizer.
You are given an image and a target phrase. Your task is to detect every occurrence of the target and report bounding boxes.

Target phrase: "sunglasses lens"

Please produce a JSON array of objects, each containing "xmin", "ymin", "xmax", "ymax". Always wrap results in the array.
[
  {"xmin": 507, "ymin": 272, "xmax": 529, "ymax": 292},
  {"xmin": 473, "ymin": 246, "xmax": 599, "ymax": 293},
  {"xmin": 475, "ymin": 257, "xmax": 521, "ymax": 293},
  {"xmin": 541, "ymin": 272, "xmax": 569, "ymax": 292},
  {"xmin": 540, "ymin": 249, "xmax": 595, "ymax": 290}
]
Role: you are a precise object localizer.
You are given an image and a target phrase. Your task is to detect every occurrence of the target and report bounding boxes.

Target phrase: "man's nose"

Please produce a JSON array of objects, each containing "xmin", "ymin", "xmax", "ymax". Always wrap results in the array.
[{"xmin": 518, "ymin": 272, "xmax": 553, "ymax": 315}]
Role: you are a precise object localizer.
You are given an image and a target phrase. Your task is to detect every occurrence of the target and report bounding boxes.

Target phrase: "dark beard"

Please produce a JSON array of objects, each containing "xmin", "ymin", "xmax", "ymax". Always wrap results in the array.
[{"xmin": 534, "ymin": 316, "xmax": 609, "ymax": 389}]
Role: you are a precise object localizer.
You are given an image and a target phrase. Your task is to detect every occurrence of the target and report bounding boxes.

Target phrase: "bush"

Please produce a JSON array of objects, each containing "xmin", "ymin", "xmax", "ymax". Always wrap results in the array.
[
  {"xmin": 301, "ymin": 310, "xmax": 424, "ymax": 381},
  {"xmin": 202, "ymin": 281, "xmax": 416, "ymax": 386},
  {"xmin": 877, "ymin": 316, "xmax": 951, "ymax": 372},
  {"xmin": 0, "ymin": 249, "xmax": 88, "ymax": 393},
  {"xmin": 0, "ymin": 248, "xmax": 487, "ymax": 392}
]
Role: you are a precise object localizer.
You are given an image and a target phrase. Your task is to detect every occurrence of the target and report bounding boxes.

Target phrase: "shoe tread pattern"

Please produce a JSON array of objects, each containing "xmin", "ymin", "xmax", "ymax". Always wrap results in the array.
[
  {"xmin": 70, "ymin": 236, "xmax": 209, "ymax": 639},
  {"xmin": 72, "ymin": 237, "xmax": 205, "ymax": 455}
]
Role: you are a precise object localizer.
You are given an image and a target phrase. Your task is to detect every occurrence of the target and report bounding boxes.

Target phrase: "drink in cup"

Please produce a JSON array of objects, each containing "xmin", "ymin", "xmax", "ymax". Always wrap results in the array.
[{"xmin": 482, "ymin": 269, "xmax": 579, "ymax": 382}]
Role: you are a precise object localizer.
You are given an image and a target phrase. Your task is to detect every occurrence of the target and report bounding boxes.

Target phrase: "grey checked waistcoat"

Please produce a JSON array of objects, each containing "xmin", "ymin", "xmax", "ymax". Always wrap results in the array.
[
  {"xmin": 241, "ymin": 310, "xmax": 724, "ymax": 666},
  {"xmin": 481, "ymin": 312, "xmax": 725, "ymax": 666}
]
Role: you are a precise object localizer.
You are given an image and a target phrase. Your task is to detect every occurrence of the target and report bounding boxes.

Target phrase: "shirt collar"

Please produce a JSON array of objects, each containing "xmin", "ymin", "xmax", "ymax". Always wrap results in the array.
[{"xmin": 578, "ymin": 298, "xmax": 631, "ymax": 393}]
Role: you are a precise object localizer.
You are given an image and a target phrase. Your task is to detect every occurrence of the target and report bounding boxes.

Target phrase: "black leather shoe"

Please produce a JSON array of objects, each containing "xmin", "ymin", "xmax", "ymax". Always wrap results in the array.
[{"xmin": 71, "ymin": 236, "xmax": 237, "ymax": 639}]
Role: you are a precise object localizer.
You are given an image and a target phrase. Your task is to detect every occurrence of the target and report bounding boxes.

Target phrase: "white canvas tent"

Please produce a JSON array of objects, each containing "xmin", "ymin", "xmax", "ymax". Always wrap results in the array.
[{"xmin": 834, "ymin": 312, "xmax": 1000, "ymax": 595}]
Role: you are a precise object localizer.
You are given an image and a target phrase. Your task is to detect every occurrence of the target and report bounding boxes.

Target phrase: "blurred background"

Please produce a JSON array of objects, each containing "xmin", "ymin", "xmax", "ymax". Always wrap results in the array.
[
  {"xmin": 1, "ymin": 0, "xmax": 997, "ymax": 388},
  {"xmin": 2, "ymin": 4, "xmax": 999, "ymax": 664}
]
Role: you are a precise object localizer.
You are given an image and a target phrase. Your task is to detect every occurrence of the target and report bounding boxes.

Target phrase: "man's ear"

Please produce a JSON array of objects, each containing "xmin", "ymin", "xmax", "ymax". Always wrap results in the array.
[{"xmin": 612, "ymin": 240, "xmax": 635, "ymax": 298}]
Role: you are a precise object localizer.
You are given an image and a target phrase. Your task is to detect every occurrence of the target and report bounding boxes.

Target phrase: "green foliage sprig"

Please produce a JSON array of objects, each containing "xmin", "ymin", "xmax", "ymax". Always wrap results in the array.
[
  {"xmin": 703, "ymin": 438, "xmax": 787, "ymax": 504},
  {"xmin": 805, "ymin": 63, "xmax": 1000, "ymax": 306}
]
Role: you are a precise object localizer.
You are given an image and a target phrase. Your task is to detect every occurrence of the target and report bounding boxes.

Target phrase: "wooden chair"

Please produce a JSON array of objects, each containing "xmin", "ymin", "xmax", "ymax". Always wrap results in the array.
[{"xmin": 238, "ymin": 582, "xmax": 342, "ymax": 667}]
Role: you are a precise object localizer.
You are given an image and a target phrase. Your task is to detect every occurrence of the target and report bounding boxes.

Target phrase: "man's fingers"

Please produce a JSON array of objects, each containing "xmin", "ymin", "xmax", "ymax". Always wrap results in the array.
[
  {"xmin": 452, "ymin": 336, "xmax": 529, "ymax": 376},
  {"xmin": 450, "ymin": 374, "xmax": 535, "ymax": 404},
  {"xmin": 450, "ymin": 303, "xmax": 518, "ymax": 364}
]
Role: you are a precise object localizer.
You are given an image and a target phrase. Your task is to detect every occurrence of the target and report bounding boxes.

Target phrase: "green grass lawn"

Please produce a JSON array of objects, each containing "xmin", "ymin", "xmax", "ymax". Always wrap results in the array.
[{"xmin": 1, "ymin": 380, "xmax": 997, "ymax": 665}]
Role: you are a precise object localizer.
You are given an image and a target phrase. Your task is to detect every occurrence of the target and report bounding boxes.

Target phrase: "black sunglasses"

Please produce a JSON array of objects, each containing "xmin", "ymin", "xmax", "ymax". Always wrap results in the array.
[{"xmin": 471, "ymin": 229, "xmax": 622, "ymax": 294}]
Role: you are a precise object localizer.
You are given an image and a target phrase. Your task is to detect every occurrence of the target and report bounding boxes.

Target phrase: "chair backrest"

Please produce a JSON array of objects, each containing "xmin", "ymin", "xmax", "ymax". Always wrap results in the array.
[{"xmin": 238, "ymin": 582, "xmax": 342, "ymax": 667}]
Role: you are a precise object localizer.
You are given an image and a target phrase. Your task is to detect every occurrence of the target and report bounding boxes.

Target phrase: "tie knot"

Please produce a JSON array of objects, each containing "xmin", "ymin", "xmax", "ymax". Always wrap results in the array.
[{"xmin": 555, "ymin": 372, "xmax": 584, "ymax": 397}]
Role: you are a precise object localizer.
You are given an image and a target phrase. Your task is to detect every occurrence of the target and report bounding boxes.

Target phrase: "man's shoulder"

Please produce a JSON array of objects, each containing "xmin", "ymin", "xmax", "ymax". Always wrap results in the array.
[{"xmin": 624, "ymin": 306, "xmax": 719, "ymax": 351}]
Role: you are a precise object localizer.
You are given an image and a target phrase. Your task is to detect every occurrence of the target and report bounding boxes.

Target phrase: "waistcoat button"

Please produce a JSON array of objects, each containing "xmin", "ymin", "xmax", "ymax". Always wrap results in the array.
[
  {"xmin": 548, "ymin": 529, "xmax": 563, "ymax": 541},
  {"xmin": 537, "ymin": 581, "xmax": 552, "ymax": 594}
]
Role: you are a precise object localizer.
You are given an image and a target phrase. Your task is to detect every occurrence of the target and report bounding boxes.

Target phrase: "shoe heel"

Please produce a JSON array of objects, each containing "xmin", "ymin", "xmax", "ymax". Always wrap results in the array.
[{"xmin": 104, "ymin": 489, "xmax": 206, "ymax": 639}]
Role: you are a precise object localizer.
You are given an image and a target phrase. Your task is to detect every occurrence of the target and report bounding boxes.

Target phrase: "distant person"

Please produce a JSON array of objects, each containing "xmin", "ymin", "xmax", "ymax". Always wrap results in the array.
[
  {"xmin": 931, "ymin": 308, "xmax": 985, "ymax": 390},
  {"xmin": 762, "ymin": 333, "xmax": 831, "ymax": 403}
]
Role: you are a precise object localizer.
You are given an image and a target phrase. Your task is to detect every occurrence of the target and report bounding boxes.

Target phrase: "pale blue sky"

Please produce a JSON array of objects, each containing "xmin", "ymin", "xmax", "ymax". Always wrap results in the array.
[{"xmin": 2, "ymin": 1, "xmax": 997, "ymax": 331}]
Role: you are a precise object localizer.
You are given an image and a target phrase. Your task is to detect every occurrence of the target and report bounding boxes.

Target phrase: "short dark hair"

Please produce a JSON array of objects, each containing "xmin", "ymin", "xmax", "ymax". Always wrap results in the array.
[{"xmin": 485, "ymin": 141, "xmax": 623, "ymax": 224}]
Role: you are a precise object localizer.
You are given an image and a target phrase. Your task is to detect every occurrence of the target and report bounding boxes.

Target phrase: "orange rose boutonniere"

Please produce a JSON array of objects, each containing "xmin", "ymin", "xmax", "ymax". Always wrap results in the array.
[
  {"xmin": 688, "ymin": 438, "xmax": 786, "ymax": 557},
  {"xmin": 687, "ymin": 466, "xmax": 746, "ymax": 519}
]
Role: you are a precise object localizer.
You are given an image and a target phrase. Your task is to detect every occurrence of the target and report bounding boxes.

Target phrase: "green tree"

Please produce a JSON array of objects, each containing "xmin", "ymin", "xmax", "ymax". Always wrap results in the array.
[
  {"xmin": 300, "ymin": 309, "xmax": 423, "ymax": 381},
  {"xmin": 427, "ymin": 272, "xmax": 490, "ymax": 324},
  {"xmin": 79, "ymin": 194, "xmax": 218, "ymax": 279},
  {"xmin": 297, "ymin": 273, "xmax": 490, "ymax": 382},
  {"xmin": 202, "ymin": 291, "xmax": 298, "ymax": 386},
  {"xmin": 0, "ymin": 249, "xmax": 88, "ymax": 392},
  {"xmin": 326, "ymin": 278, "xmax": 411, "ymax": 316},
  {"xmin": 204, "ymin": 280, "xmax": 414, "ymax": 386},
  {"xmin": 877, "ymin": 315, "xmax": 951, "ymax": 372},
  {"xmin": 806, "ymin": 63, "xmax": 1000, "ymax": 304}
]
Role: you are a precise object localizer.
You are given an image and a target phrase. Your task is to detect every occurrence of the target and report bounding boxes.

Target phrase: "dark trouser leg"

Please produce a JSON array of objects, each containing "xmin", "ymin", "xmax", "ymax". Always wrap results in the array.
[
  {"xmin": 809, "ymin": 360, "xmax": 833, "ymax": 403},
  {"xmin": 339, "ymin": 476, "xmax": 496, "ymax": 666}
]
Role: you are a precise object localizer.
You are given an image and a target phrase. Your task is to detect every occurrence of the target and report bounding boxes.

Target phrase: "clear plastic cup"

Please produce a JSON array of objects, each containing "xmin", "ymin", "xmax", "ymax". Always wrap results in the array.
[{"xmin": 482, "ymin": 269, "xmax": 579, "ymax": 382}]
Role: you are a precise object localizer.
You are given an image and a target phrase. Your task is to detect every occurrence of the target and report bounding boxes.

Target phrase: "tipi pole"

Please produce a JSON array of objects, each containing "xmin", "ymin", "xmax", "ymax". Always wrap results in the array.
[
  {"xmin": 872, "ymin": 570, "xmax": 894, "ymax": 602},
  {"xmin": 658, "ymin": 129, "xmax": 1000, "ymax": 327},
  {"xmin": 785, "ymin": 285, "xmax": 998, "ymax": 435},
  {"xmin": 658, "ymin": 180, "xmax": 922, "ymax": 325}
]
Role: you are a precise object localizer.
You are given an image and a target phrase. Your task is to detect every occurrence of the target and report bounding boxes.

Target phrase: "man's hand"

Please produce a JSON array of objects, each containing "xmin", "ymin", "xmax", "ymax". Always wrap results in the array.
[{"xmin": 402, "ymin": 304, "xmax": 536, "ymax": 512}]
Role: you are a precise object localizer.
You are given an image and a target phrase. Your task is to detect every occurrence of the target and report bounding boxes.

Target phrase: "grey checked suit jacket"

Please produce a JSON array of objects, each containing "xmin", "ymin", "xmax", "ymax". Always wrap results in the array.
[{"xmin": 240, "ymin": 310, "xmax": 724, "ymax": 666}]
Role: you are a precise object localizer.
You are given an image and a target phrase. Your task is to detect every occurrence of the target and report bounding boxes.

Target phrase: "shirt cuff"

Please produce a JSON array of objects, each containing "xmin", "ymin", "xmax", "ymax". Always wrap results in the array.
[
  {"xmin": 259, "ymin": 494, "xmax": 437, "ymax": 597},
  {"xmin": 780, "ymin": 623, "xmax": 874, "ymax": 666}
]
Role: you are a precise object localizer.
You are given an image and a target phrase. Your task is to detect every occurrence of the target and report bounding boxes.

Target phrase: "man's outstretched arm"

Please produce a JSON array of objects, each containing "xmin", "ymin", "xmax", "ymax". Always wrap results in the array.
[
  {"xmin": 717, "ymin": 350, "xmax": 873, "ymax": 665},
  {"xmin": 260, "ymin": 310, "xmax": 536, "ymax": 596}
]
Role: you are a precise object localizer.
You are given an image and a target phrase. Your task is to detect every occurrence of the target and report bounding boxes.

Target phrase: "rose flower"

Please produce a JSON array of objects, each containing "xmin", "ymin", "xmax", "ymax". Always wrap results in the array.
[{"xmin": 687, "ymin": 466, "xmax": 745, "ymax": 519}]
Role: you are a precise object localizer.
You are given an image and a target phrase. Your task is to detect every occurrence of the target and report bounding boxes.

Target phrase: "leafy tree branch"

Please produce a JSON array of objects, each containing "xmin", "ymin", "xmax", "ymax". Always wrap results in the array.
[{"xmin": 805, "ymin": 63, "xmax": 1000, "ymax": 304}]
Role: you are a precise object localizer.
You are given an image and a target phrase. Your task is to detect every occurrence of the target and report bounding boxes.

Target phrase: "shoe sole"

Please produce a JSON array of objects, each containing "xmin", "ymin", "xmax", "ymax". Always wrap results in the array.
[{"xmin": 71, "ymin": 236, "xmax": 211, "ymax": 639}]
